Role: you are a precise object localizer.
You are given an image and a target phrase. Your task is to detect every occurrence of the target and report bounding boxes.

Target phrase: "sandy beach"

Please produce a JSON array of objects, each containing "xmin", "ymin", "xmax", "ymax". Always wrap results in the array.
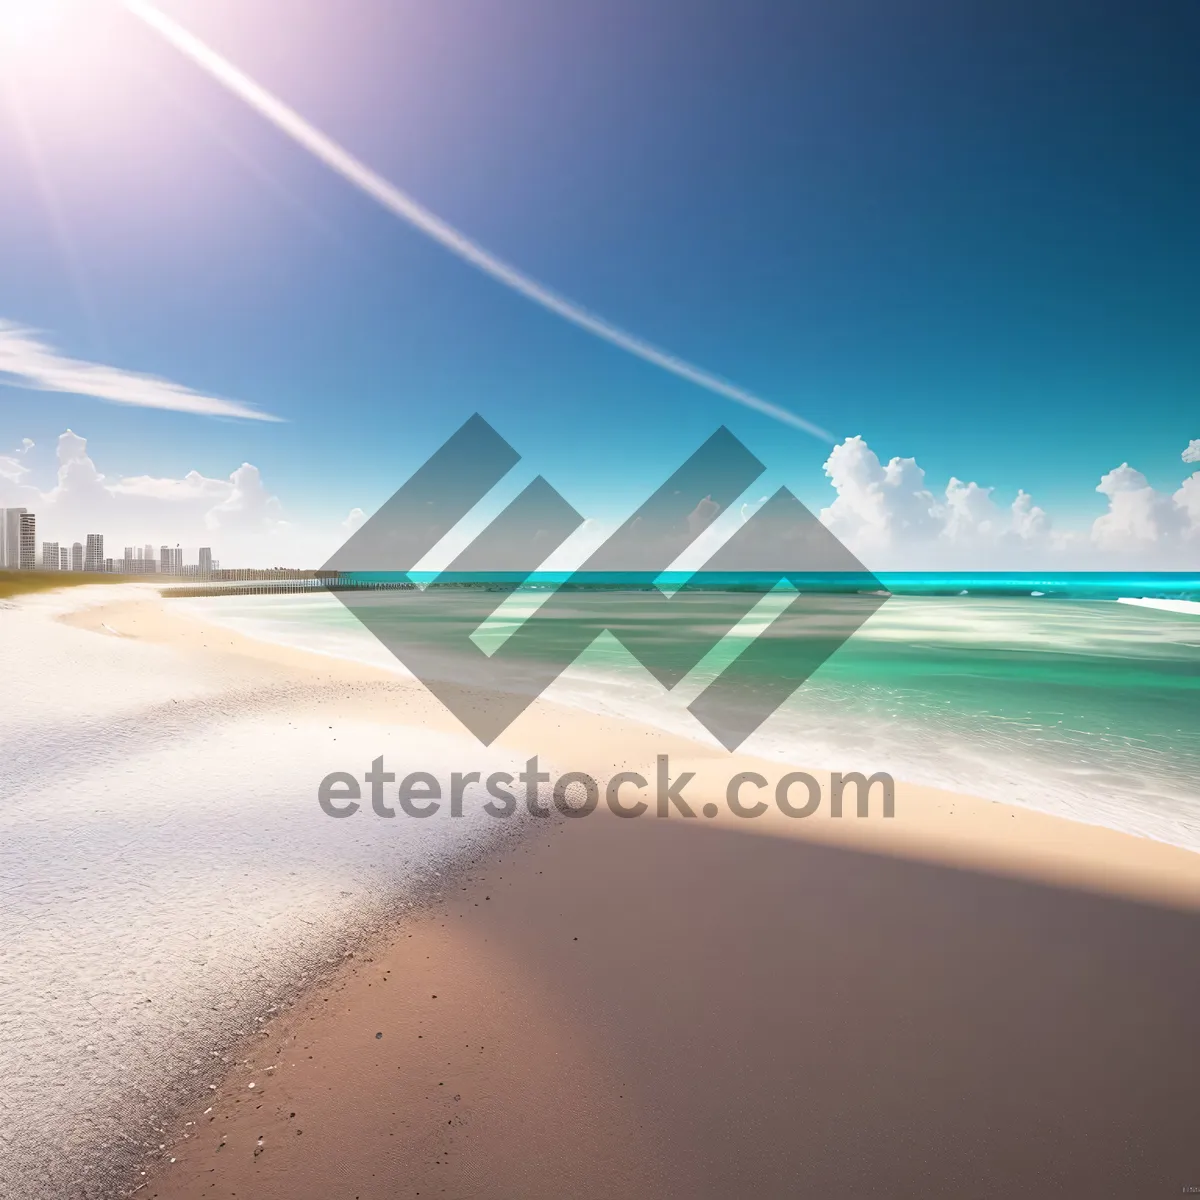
[
  {"xmin": 145, "ymin": 810, "xmax": 1200, "ymax": 1200},
  {"xmin": 4, "ymin": 584, "xmax": 1200, "ymax": 1198},
  {"xmin": 6, "ymin": 2, "xmax": 1200, "ymax": 1195}
]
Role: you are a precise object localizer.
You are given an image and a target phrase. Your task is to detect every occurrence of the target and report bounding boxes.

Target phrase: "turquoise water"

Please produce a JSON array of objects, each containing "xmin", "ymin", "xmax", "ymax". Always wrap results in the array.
[
  {"xmin": 382, "ymin": 569, "xmax": 1200, "ymax": 600},
  {"xmin": 876, "ymin": 571, "xmax": 1200, "ymax": 599},
  {"xmin": 180, "ymin": 573, "xmax": 1200, "ymax": 851}
]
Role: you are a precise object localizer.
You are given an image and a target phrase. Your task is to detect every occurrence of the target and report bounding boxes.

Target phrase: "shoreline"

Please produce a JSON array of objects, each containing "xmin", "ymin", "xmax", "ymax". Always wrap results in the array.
[
  {"xmin": 67, "ymin": 587, "xmax": 1200, "ymax": 912},
  {"xmin": 167, "ymin": 584, "xmax": 1200, "ymax": 857},
  {"xmin": 3, "ymin": 584, "xmax": 1199, "ymax": 1197}
]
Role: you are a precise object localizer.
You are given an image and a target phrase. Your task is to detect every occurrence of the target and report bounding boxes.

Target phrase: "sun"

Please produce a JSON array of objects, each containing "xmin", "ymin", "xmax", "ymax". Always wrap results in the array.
[{"xmin": 0, "ymin": 0, "xmax": 71, "ymax": 57}]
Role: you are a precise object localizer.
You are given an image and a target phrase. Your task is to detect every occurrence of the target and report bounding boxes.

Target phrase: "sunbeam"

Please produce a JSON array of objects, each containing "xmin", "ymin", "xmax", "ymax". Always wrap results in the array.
[{"xmin": 122, "ymin": 0, "xmax": 834, "ymax": 441}]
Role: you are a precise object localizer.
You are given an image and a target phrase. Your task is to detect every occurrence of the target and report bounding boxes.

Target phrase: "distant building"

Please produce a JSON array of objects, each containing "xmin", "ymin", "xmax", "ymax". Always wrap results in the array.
[
  {"xmin": 199, "ymin": 547, "xmax": 213, "ymax": 577},
  {"xmin": 71, "ymin": 542, "xmax": 83, "ymax": 572},
  {"xmin": 84, "ymin": 534, "xmax": 104, "ymax": 573},
  {"xmin": 124, "ymin": 547, "xmax": 134, "ymax": 572},
  {"xmin": 42, "ymin": 542, "xmax": 60, "ymax": 571},
  {"xmin": 144, "ymin": 544, "xmax": 154, "ymax": 565},
  {"xmin": 19, "ymin": 513, "xmax": 36, "ymax": 570},
  {"xmin": 59, "ymin": 547, "xmax": 68, "ymax": 570},
  {"xmin": 160, "ymin": 545, "xmax": 171, "ymax": 574},
  {"xmin": 1, "ymin": 507, "xmax": 27, "ymax": 569},
  {"xmin": 104, "ymin": 558, "xmax": 114, "ymax": 573}
]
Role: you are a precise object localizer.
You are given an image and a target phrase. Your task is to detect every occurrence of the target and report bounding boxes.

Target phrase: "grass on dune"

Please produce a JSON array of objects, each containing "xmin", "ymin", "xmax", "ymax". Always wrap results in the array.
[{"xmin": 0, "ymin": 571, "xmax": 136, "ymax": 600}]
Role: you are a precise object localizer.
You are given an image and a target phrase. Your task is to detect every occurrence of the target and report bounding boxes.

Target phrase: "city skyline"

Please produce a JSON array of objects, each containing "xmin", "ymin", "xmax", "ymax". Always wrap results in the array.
[{"xmin": 0, "ymin": 505, "xmax": 216, "ymax": 574}]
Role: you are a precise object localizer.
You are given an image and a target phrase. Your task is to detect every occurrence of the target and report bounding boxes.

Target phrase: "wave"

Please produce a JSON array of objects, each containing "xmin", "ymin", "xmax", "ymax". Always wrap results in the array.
[
  {"xmin": 179, "ymin": 590, "xmax": 1200, "ymax": 856},
  {"xmin": 1118, "ymin": 597, "xmax": 1200, "ymax": 616}
]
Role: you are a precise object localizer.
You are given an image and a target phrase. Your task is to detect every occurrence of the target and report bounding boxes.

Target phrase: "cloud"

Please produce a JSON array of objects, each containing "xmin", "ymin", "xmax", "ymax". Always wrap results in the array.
[
  {"xmin": 0, "ymin": 437, "xmax": 36, "ymax": 484},
  {"xmin": 0, "ymin": 457, "xmax": 28, "ymax": 484},
  {"xmin": 815, "ymin": 435, "xmax": 1196, "ymax": 567},
  {"xmin": 341, "ymin": 507, "xmax": 366, "ymax": 534},
  {"xmin": 1090, "ymin": 464, "xmax": 1183, "ymax": 550},
  {"xmin": 1184, "ymin": 439, "xmax": 1200, "ymax": 465},
  {"xmin": 1010, "ymin": 490, "xmax": 1050, "ymax": 540},
  {"xmin": 738, "ymin": 495, "xmax": 769, "ymax": 524},
  {"xmin": 113, "ymin": 471, "xmax": 235, "ymax": 503},
  {"xmin": 1174, "ymin": 473, "xmax": 1200, "ymax": 528},
  {"xmin": 0, "ymin": 320, "xmax": 280, "ymax": 422},
  {"xmin": 204, "ymin": 463, "xmax": 285, "ymax": 531},
  {"xmin": 0, "ymin": 429, "xmax": 294, "ymax": 564},
  {"xmin": 942, "ymin": 477, "xmax": 1002, "ymax": 543},
  {"xmin": 686, "ymin": 495, "xmax": 721, "ymax": 537},
  {"xmin": 820, "ymin": 436, "xmax": 940, "ymax": 553},
  {"xmin": 819, "ymin": 436, "xmax": 1066, "ymax": 567}
]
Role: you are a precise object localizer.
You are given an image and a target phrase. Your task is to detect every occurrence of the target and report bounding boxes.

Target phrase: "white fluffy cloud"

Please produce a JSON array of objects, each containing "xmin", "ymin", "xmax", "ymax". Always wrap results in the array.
[
  {"xmin": 820, "ymin": 436, "xmax": 1053, "ymax": 565},
  {"xmin": 1088, "ymin": 455, "xmax": 1200, "ymax": 561},
  {"xmin": 821, "ymin": 437, "xmax": 939, "ymax": 553},
  {"xmin": 0, "ymin": 429, "xmax": 297, "ymax": 565},
  {"xmin": 1175, "ymin": 473, "xmax": 1200, "ymax": 527},
  {"xmin": 1011, "ymin": 490, "xmax": 1051, "ymax": 540},
  {"xmin": 1091, "ymin": 464, "xmax": 1186, "ymax": 550},
  {"xmin": 1183, "ymin": 439, "xmax": 1200, "ymax": 465},
  {"xmin": 820, "ymin": 435, "xmax": 1198, "ymax": 568}
]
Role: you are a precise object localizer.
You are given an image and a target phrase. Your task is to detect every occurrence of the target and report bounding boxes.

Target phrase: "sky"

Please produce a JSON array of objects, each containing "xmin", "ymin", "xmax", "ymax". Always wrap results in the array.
[{"xmin": 0, "ymin": 0, "xmax": 1197, "ymax": 568}]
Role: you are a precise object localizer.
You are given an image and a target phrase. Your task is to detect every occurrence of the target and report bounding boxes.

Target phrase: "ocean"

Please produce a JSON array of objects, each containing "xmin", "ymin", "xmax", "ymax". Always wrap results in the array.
[{"xmin": 178, "ymin": 572, "xmax": 1200, "ymax": 853}]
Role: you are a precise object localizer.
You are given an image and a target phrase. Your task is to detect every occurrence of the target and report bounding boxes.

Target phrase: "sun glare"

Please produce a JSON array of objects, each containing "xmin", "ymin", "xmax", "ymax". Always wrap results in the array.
[{"xmin": 0, "ymin": 0, "xmax": 70, "ymax": 57}]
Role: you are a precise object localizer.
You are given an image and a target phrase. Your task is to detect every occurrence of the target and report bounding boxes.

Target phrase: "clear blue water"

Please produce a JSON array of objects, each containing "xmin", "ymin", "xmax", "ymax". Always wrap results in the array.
[
  {"xmin": 180, "ymin": 573, "xmax": 1200, "ymax": 852},
  {"xmin": 388, "ymin": 570, "xmax": 1200, "ymax": 601}
]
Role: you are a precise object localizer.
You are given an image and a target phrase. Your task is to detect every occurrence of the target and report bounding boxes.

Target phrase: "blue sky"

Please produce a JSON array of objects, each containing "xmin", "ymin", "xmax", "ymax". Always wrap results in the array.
[{"xmin": 1, "ymin": 0, "xmax": 1198, "ymax": 566}]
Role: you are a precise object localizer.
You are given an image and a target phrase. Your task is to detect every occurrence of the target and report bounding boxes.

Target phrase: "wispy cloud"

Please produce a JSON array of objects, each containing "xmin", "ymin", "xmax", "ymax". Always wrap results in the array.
[
  {"xmin": 0, "ymin": 320, "xmax": 280, "ymax": 422},
  {"xmin": 123, "ymin": 0, "xmax": 831, "ymax": 442}
]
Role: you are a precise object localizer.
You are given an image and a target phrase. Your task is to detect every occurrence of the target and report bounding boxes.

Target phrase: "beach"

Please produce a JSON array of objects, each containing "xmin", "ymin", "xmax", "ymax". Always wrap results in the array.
[
  {"xmin": 143, "ymin": 807, "xmax": 1200, "ymax": 1200},
  {"xmin": 2, "ymin": 583, "xmax": 1200, "ymax": 1197}
]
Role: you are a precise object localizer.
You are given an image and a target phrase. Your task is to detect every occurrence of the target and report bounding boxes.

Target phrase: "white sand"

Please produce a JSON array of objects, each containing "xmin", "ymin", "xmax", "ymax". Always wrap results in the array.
[{"xmin": 0, "ymin": 586, "xmax": 534, "ymax": 1198}]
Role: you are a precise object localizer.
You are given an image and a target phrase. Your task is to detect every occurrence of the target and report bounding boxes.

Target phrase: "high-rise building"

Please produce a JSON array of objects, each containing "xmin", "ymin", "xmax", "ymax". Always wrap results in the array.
[
  {"xmin": 71, "ymin": 542, "xmax": 83, "ymax": 572},
  {"xmin": 19, "ymin": 513, "xmax": 36, "ymax": 570},
  {"xmin": 144, "ymin": 544, "xmax": 154, "ymax": 566},
  {"xmin": 160, "ymin": 545, "xmax": 171, "ymax": 574},
  {"xmin": 124, "ymin": 547, "xmax": 134, "ymax": 572},
  {"xmin": 84, "ymin": 534, "xmax": 104, "ymax": 573},
  {"xmin": 59, "ymin": 547, "xmax": 68, "ymax": 570},
  {"xmin": 41, "ymin": 542, "xmax": 60, "ymax": 571},
  {"xmin": 199, "ymin": 547, "xmax": 213, "ymax": 577},
  {"xmin": 1, "ymin": 507, "xmax": 27, "ymax": 569},
  {"xmin": 173, "ymin": 545, "xmax": 183, "ymax": 574}
]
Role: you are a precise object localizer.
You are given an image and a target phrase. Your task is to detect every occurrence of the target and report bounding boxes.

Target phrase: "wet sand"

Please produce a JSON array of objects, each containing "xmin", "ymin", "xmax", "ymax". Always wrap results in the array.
[{"xmin": 143, "ymin": 807, "xmax": 1200, "ymax": 1199}]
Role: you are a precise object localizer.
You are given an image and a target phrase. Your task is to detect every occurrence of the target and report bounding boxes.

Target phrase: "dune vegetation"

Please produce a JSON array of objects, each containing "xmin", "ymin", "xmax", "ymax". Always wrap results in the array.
[{"xmin": 0, "ymin": 571, "xmax": 134, "ymax": 600}]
